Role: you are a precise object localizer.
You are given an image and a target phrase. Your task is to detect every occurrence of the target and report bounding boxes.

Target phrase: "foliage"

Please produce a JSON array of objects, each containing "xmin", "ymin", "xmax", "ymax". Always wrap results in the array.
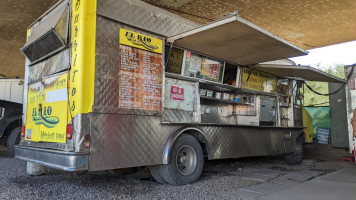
[{"xmin": 303, "ymin": 64, "xmax": 345, "ymax": 106}]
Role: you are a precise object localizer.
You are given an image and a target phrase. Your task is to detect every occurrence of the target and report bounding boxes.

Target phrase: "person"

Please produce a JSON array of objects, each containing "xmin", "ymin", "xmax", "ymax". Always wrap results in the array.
[{"xmin": 352, "ymin": 108, "xmax": 356, "ymax": 137}]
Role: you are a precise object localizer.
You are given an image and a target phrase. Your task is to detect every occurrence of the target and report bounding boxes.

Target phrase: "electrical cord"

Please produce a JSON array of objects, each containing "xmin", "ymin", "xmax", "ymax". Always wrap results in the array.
[{"xmin": 304, "ymin": 64, "xmax": 356, "ymax": 96}]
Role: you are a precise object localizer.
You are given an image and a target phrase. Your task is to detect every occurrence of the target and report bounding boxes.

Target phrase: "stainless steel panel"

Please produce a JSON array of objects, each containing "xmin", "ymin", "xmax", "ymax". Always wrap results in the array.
[
  {"xmin": 94, "ymin": 16, "xmax": 121, "ymax": 109},
  {"xmin": 294, "ymin": 105, "xmax": 303, "ymax": 127},
  {"xmin": 200, "ymin": 103, "xmax": 236, "ymax": 124},
  {"xmin": 97, "ymin": 0, "xmax": 199, "ymax": 37},
  {"xmin": 89, "ymin": 114, "xmax": 178, "ymax": 170},
  {"xmin": 73, "ymin": 114, "xmax": 91, "ymax": 152},
  {"xmin": 15, "ymin": 145, "xmax": 88, "ymax": 171},
  {"xmin": 94, "ymin": 16, "xmax": 166, "ymax": 115},
  {"xmin": 28, "ymin": 49, "xmax": 70, "ymax": 82},
  {"xmin": 162, "ymin": 77, "xmax": 197, "ymax": 123},
  {"xmin": 88, "ymin": 113, "xmax": 303, "ymax": 170},
  {"xmin": 162, "ymin": 110, "xmax": 195, "ymax": 123},
  {"xmin": 54, "ymin": 6, "xmax": 69, "ymax": 44}
]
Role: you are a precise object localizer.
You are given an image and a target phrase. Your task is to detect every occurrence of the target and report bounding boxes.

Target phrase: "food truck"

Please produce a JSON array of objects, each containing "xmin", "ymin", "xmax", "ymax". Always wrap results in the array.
[{"xmin": 15, "ymin": 0, "xmax": 345, "ymax": 185}]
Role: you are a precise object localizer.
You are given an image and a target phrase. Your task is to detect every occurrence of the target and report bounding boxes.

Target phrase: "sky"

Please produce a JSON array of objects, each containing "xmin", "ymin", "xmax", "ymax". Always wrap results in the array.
[{"xmin": 289, "ymin": 40, "xmax": 356, "ymax": 69}]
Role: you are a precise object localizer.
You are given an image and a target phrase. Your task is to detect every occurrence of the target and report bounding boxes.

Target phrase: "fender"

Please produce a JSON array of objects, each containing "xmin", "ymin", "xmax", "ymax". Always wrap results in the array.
[{"xmin": 162, "ymin": 126, "xmax": 212, "ymax": 164}]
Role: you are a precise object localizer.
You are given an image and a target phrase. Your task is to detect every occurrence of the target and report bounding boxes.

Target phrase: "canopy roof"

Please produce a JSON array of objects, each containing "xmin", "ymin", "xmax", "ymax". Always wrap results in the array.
[
  {"xmin": 168, "ymin": 15, "xmax": 307, "ymax": 65},
  {"xmin": 254, "ymin": 64, "xmax": 345, "ymax": 83}
]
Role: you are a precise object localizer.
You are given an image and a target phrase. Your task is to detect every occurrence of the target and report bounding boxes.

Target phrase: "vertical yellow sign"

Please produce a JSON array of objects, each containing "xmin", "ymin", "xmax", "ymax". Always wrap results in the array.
[{"xmin": 69, "ymin": 0, "xmax": 97, "ymax": 121}]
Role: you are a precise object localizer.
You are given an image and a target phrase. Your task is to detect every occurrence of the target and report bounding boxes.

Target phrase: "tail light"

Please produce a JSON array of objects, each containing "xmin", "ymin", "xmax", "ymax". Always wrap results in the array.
[
  {"xmin": 66, "ymin": 124, "xmax": 72, "ymax": 140},
  {"xmin": 83, "ymin": 135, "xmax": 91, "ymax": 149},
  {"xmin": 21, "ymin": 126, "xmax": 25, "ymax": 137}
]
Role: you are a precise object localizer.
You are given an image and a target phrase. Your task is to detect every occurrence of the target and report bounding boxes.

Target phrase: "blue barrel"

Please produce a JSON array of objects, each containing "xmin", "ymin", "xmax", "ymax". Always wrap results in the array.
[{"xmin": 316, "ymin": 127, "xmax": 330, "ymax": 144}]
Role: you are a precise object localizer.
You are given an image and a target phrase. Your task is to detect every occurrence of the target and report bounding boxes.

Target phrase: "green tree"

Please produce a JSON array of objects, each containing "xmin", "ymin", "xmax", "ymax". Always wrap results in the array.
[{"xmin": 303, "ymin": 64, "xmax": 345, "ymax": 106}]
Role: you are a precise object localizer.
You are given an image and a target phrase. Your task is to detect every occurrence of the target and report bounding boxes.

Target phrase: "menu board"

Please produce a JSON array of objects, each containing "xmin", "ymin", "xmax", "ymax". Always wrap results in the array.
[
  {"xmin": 119, "ymin": 45, "xmax": 162, "ymax": 111},
  {"xmin": 183, "ymin": 51, "xmax": 223, "ymax": 82},
  {"xmin": 241, "ymin": 67, "xmax": 277, "ymax": 93}
]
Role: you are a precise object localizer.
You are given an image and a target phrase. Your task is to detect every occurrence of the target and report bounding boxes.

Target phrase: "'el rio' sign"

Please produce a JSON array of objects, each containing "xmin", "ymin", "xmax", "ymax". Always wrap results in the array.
[{"xmin": 119, "ymin": 28, "xmax": 163, "ymax": 54}]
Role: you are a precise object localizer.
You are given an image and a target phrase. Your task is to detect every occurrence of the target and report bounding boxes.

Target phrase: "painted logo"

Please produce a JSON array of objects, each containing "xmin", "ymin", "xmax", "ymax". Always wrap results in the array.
[
  {"xmin": 120, "ymin": 28, "xmax": 162, "ymax": 54},
  {"xmin": 125, "ymin": 31, "xmax": 158, "ymax": 51},
  {"xmin": 32, "ymin": 106, "xmax": 59, "ymax": 128}
]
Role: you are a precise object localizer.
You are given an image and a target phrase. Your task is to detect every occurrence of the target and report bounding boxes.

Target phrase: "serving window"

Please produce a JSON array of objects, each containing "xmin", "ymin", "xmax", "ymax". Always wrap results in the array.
[{"xmin": 182, "ymin": 51, "xmax": 224, "ymax": 83}]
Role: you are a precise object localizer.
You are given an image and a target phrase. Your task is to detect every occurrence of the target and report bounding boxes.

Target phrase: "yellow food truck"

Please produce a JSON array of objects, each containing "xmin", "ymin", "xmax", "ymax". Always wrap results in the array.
[{"xmin": 16, "ymin": 0, "xmax": 345, "ymax": 185}]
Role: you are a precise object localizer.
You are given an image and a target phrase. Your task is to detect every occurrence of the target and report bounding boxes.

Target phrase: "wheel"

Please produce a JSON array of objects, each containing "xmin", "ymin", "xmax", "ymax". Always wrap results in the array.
[
  {"xmin": 149, "ymin": 165, "xmax": 166, "ymax": 184},
  {"xmin": 157, "ymin": 134, "xmax": 204, "ymax": 185},
  {"xmin": 7, "ymin": 127, "xmax": 21, "ymax": 157},
  {"xmin": 285, "ymin": 136, "xmax": 304, "ymax": 164},
  {"xmin": 107, "ymin": 167, "xmax": 139, "ymax": 176}
]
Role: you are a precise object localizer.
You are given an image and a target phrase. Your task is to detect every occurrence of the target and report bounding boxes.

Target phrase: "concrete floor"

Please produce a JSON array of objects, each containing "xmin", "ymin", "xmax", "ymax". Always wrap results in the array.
[{"xmin": 257, "ymin": 168, "xmax": 356, "ymax": 200}]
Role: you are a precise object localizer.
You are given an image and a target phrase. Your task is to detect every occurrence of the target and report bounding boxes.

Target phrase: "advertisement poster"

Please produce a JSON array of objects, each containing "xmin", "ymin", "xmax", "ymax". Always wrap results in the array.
[
  {"xmin": 166, "ymin": 48, "xmax": 183, "ymax": 74},
  {"xmin": 210, "ymin": 64, "xmax": 220, "ymax": 79},
  {"xmin": 25, "ymin": 73, "xmax": 68, "ymax": 143},
  {"xmin": 241, "ymin": 67, "xmax": 277, "ymax": 93},
  {"xmin": 119, "ymin": 45, "xmax": 162, "ymax": 111}
]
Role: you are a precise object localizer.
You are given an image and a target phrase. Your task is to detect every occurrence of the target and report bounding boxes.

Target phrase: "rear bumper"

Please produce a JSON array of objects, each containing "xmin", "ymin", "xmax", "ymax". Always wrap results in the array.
[{"xmin": 15, "ymin": 145, "xmax": 89, "ymax": 171}]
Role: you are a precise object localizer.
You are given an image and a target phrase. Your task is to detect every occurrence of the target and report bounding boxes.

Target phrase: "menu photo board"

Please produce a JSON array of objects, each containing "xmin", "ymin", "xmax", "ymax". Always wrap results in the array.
[
  {"xmin": 241, "ymin": 67, "xmax": 277, "ymax": 93},
  {"xmin": 183, "ymin": 51, "xmax": 223, "ymax": 83},
  {"xmin": 119, "ymin": 29, "xmax": 163, "ymax": 111}
]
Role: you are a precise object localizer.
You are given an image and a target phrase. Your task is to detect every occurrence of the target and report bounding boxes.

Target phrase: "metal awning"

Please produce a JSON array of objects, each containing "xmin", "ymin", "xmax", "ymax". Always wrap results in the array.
[
  {"xmin": 167, "ymin": 15, "xmax": 308, "ymax": 65},
  {"xmin": 23, "ymin": 4, "xmax": 68, "ymax": 48},
  {"xmin": 254, "ymin": 64, "xmax": 346, "ymax": 83}
]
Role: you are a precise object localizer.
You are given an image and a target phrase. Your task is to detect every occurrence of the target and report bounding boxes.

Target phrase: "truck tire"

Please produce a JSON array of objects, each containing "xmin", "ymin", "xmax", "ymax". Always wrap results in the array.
[
  {"xmin": 285, "ymin": 136, "xmax": 304, "ymax": 164},
  {"xmin": 157, "ymin": 134, "xmax": 204, "ymax": 185},
  {"xmin": 107, "ymin": 167, "xmax": 139, "ymax": 176},
  {"xmin": 149, "ymin": 165, "xmax": 166, "ymax": 184},
  {"xmin": 7, "ymin": 127, "xmax": 21, "ymax": 157}
]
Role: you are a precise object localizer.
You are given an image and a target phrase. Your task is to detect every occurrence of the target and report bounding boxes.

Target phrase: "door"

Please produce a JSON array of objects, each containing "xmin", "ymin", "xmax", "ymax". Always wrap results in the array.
[{"xmin": 329, "ymin": 83, "xmax": 349, "ymax": 148}]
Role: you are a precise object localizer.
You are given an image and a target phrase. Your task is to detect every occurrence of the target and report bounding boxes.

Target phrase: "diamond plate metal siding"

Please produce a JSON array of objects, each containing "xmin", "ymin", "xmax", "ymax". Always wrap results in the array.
[
  {"xmin": 97, "ymin": 0, "xmax": 199, "ymax": 37},
  {"xmin": 162, "ymin": 110, "xmax": 195, "ymax": 123},
  {"xmin": 28, "ymin": 49, "xmax": 70, "ymax": 82},
  {"xmin": 94, "ymin": 16, "xmax": 166, "ymax": 115},
  {"xmin": 89, "ymin": 112, "xmax": 303, "ymax": 170},
  {"xmin": 89, "ymin": 114, "xmax": 178, "ymax": 170},
  {"xmin": 200, "ymin": 103, "xmax": 236, "ymax": 124},
  {"xmin": 94, "ymin": 16, "xmax": 121, "ymax": 109}
]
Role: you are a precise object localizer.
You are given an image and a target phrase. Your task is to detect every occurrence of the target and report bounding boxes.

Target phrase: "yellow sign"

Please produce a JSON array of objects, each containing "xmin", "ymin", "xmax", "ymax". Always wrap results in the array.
[
  {"xmin": 241, "ymin": 67, "xmax": 277, "ymax": 93},
  {"xmin": 302, "ymin": 106, "xmax": 313, "ymax": 143},
  {"xmin": 120, "ymin": 28, "xmax": 163, "ymax": 54},
  {"xmin": 25, "ymin": 73, "xmax": 68, "ymax": 143},
  {"xmin": 26, "ymin": 28, "xmax": 31, "ymax": 41},
  {"xmin": 69, "ymin": 0, "xmax": 97, "ymax": 121}
]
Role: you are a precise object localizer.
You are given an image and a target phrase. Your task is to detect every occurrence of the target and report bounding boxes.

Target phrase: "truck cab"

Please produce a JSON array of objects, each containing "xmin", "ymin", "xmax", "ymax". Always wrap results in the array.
[{"xmin": 0, "ymin": 78, "xmax": 24, "ymax": 157}]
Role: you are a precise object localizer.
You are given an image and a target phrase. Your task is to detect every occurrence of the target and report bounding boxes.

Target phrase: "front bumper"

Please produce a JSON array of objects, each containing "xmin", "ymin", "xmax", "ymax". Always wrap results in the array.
[{"xmin": 15, "ymin": 145, "xmax": 89, "ymax": 171}]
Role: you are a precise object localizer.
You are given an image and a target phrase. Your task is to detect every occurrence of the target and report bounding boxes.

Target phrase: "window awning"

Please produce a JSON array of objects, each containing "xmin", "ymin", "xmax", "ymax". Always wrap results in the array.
[
  {"xmin": 167, "ymin": 15, "xmax": 308, "ymax": 65},
  {"xmin": 21, "ymin": 2, "xmax": 69, "ymax": 63},
  {"xmin": 254, "ymin": 64, "xmax": 346, "ymax": 83}
]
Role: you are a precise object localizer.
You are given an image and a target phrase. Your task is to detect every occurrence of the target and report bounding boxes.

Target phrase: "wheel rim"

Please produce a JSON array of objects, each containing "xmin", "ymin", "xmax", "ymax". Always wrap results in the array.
[
  {"xmin": 175, "ymin": 145, "xmax": 197, "ymax": 176},
  {"xmin": 294, "ymin": 139, "xmax": 304, "ymax": 160}
]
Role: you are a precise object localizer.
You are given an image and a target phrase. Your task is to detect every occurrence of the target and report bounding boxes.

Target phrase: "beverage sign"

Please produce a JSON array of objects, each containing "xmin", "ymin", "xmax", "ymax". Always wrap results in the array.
[{"xmin": 170, "ymin": 86, "xmax": 184, "ymax": 101}]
